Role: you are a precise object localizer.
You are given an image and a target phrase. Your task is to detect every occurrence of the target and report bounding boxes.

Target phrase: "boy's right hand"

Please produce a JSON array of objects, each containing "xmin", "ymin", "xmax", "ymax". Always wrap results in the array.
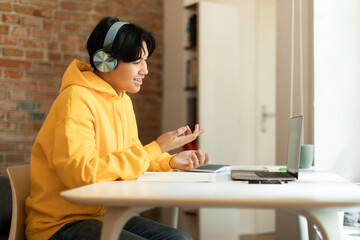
[{"xmin": 156, "ymin": 124, "xmax": 205, "ymax": 153}]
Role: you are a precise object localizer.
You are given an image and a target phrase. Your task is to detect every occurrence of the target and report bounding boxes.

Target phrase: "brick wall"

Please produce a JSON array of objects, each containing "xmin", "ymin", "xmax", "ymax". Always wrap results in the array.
[{"xmin": 0, "ymin": 0, "xmax": 164, "ymax": 175}]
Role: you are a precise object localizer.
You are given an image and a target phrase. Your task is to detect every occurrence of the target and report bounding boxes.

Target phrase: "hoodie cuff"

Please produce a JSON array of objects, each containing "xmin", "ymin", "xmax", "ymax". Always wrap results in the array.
[{"xmin": 143, "ymin": 141, "xmax": 162, "ymax": 160}]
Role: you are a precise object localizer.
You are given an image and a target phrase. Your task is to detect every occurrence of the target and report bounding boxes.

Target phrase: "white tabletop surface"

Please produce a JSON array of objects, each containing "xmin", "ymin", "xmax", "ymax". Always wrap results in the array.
[{"xmin": 61, "ymin": 167, "xmax": 360, "ymax": 210}]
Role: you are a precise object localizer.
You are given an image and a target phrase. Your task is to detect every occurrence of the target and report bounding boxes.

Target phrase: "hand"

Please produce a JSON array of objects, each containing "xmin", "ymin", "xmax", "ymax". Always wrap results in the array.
[
  {"xmin": 156, "ymin": 124, "xmax": 205, "ymax": 153},
  {"xmin": 169, "ymin": 150, "xmax": 210, "ymax": 171}
]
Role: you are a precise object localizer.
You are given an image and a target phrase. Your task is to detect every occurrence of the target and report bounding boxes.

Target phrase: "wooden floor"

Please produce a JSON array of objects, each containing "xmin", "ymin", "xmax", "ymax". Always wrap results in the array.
[{"xmin": 239, "ymin": 233, "xmax": 276, "ymax": 240}]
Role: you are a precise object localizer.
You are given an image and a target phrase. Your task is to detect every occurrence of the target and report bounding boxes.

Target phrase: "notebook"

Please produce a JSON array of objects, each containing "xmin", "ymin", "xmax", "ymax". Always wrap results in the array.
[
  {"xmin": 190, "ymin": 164, "xmax": 231, "ymax": 173},
  {"xmin": 231, "ymin": 115, "xmax": 303, "ymax": 181}
]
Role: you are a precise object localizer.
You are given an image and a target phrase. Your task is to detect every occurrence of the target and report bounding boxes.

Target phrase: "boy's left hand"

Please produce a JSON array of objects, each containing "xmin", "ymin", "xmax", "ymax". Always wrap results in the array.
[{"xmin": 169, "ymin": 150, "xmax": 210, "ymax": 171}]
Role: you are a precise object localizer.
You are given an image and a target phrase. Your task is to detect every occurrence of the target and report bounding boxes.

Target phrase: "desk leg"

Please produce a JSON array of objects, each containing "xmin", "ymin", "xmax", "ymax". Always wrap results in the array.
[
  {"xmin": 100, "ymin": 206, "xmax": 151, "ymax": 240},
  {"xmin": 299, "ymin": 208, "xmax": 341, "ymax": 240}
]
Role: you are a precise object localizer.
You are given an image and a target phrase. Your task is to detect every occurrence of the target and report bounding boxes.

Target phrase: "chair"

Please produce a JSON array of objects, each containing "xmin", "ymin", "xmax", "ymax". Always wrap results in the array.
[{"xmin": 7, "ymin": 164, "xmax": 30, "ymax": 240}]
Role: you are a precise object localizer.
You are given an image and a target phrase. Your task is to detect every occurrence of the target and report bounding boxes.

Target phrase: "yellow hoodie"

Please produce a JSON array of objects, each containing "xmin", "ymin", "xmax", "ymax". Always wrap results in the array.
[{"xmin": 25, "ymin": 59, "xmax": 173, "ymax": 240}]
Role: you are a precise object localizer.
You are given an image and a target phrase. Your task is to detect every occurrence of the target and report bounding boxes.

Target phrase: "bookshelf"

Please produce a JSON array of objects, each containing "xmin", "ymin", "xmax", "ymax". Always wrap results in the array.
[{"xmin": 183, "ymin": 1, "xmax": 242, "ymax": 240}]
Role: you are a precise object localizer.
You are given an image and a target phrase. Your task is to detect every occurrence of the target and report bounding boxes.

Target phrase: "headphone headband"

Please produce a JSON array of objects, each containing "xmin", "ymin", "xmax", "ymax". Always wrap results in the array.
[{"xmin": 103, "ymin": 21, "xmax": 127, "ymax": 48}]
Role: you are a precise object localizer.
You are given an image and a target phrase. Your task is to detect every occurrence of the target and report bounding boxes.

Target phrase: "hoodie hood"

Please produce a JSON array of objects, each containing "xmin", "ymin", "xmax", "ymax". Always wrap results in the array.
[{"xmin": 60, "ymin": 59, "xmax": 119, "ymax": 96}]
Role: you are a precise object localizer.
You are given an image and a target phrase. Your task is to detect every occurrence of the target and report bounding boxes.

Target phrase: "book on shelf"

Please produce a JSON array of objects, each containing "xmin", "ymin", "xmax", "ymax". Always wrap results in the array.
[
  {"xmin": 187, "ymin": 13, "xmax": 197, "ymax": 47},
  {"xmin": 185, "ymin": 57, "xmax": 198, "ymax": 89}
]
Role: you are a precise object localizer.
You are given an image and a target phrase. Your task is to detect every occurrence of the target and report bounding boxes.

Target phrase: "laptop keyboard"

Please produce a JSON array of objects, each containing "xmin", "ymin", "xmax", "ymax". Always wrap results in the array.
[{"xmin": 255, "ymin": 171, "xmax": 294, "ymax": 178}]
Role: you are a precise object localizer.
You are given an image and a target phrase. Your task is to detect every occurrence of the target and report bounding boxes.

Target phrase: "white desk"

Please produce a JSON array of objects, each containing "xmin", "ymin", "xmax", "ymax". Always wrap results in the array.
[{"xmin": 61, "ymin": 168, "xmax": 360, "ymax": 240}]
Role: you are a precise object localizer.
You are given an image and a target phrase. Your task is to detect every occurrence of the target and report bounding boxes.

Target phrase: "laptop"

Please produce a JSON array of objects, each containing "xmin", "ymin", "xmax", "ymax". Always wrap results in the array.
[{"xmin": 231, "ymin": 115, "xmax": 303, "ymax": 181}]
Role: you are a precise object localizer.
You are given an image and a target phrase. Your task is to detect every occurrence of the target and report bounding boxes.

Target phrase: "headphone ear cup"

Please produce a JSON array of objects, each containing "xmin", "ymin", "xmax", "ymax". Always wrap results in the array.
[{"xmin": 93, "ymin": 49, "xmax": 117, "ymax": 72}]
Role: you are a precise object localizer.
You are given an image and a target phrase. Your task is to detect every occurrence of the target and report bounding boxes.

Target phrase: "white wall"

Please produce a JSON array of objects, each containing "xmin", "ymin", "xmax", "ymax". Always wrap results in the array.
[
  {"xmin": 276, "ymin": 0, "xmax": 314, "ymax": 165},
  {"xmin": 314, "ymin": 0, "xmax": 360, "ymax": 182}
]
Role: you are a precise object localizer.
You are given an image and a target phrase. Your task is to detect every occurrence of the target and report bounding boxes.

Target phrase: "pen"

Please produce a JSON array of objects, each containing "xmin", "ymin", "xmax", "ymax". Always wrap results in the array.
[{"xmin": 246, "ymin": 180, "xmax": 287, "ymax": 184}]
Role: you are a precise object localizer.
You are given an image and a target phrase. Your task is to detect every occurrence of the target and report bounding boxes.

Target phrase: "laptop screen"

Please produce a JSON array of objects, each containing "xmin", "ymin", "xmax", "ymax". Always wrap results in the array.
[{"xmin": 286, "ymin": 116, "xmax": 303, "ymax": 177}]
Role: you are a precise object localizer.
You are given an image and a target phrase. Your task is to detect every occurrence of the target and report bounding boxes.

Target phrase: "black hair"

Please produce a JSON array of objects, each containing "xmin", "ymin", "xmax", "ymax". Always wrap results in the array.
[{"xmin": 86, "ymin": 16, "xmax": 156, "ymax": 68}]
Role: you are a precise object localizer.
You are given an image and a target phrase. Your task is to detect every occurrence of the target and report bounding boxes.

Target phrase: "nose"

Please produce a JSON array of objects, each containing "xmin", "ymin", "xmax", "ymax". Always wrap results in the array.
[{"xmin": 139, "ymin": 61, "xmax": 148, "ymax": 76}]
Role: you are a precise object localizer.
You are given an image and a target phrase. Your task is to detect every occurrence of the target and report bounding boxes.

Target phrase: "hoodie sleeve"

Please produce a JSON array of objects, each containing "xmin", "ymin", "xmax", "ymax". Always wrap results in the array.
[
  {"xmin": 130, "ymin": 118, "xmax": 174, "ymax": 172},
  {"xmin": 51, "ymin": 88, "xmax": 161, "ymax": 189}
]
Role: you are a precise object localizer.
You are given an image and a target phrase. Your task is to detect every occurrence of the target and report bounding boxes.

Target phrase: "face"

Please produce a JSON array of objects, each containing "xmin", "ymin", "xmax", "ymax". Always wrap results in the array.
[{"xmin": 103, "ymin": 41, "xmax": 149, "ymax": 94}]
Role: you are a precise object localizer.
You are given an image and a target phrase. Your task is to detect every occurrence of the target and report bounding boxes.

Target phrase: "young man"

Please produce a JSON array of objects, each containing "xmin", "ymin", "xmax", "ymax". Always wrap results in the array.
[{"xmin": 25, "ymin": 16, "xmax": 209, "ymax": 240}]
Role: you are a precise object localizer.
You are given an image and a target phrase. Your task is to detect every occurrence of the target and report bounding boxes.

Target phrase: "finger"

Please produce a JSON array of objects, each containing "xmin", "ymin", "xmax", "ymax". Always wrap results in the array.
[
  {"xmin": 195, "ymin": 149, "xmax": 205, "ymax": 165},
  {"xmin": 193, "ymin": 128, "xmax": 206, "ymax": 137},
  {"xmin": 194, "ymin": 124, "xmax": 199, "ymax": 132},
  {"xmin": 175, "ymin": 126, "xmax": 187, "ymax": 136},
  {"xmin": 187, "ymin": 155, "xmax": 193, "ymax": 169},
  {"xmin": 191, "ymin": 152, "xmax": 199, "ymax": 168},
  {"xmin": 186, "ymin": 125, "xmax": 192, "ymax": 135},
  {"xmin": 203, "ymin": 153, "xmax": 210, "ymax": 165}
]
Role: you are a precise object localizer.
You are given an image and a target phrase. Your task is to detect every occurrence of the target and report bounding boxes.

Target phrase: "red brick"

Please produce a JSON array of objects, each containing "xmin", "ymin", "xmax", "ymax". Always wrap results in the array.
[
  {"xmin": 26, "ymin": 71, "xmax": 60, "ymax": 81},
  {"xmin": 0, "ymin": 101, "xmax": 17, "ymax": 110},
  {"xmin": 30, "ymin": 92, "xmax": 57, "ymax": 101},
  {"xmin": 0, "ymin": 59, "xmax": 31, "ymax": 68},
  {"xmin": 64, "ymin": 23, "xmax": 80, "ymax": 31},
  {"xmin": 4, "ymin": 70, "xmax": 24, "ymax": 79},
  {"xmin": 3, "ymin": 48, "xmax": 24, "ymax": 57},
  {"xmin": 20, "ymin": 123, "xmax": 43, "ymax": 131},
  {"xmin": 33, "ymin": 29, "xmax": 51, "ymax": 38},
  {"xmin": 123, "ymin": 0, "xmax": 139, "ymax": 7},
  {"xmin": 23, "ymin": 17, "xmax": 41, "ymax": 27},
  {"xmin": 132, "ymin": 10, "xmax": 162, "ymax": 20},
  {"xmin": 19, "ymin": 39, "xmax": 44, "ymax": 48},
  {"xmin": 2, "ymin": 14, "xmax": 20, "ymax": 24},
  {"xmin": 0, "ymin": 112, "xmax": 4, "ymax": 120},
  {"xmin": 61, "ymin": 1, "xmax": 77, "ymax": 10},
  {"xmin": 0, "ymin": 36, "xmax": 17, "ymax": 45},
  {"xmin": 36, "ymin": 101, "xmax": 53, "ymax": 111},
  {"xmin": 44, "ymin": 20, "xmax": 62, "ymax": 30},
  {"xmin": 0, "ymin": 122, "xmax": 17, "ymax": 131},
  {"xmin": 0, "ymin": 91, "xmax": 6, "ymax": 99},
  {"xmin": 14, "ymin": 5, "xmax": 35, "ymax": 15},
  {"xmin": 32, "ymin": 62, "xmax": 53, "ymax": 71},
  {"xmin": 74, "ymin": 13, "xmax": 89, "ymax": 22},
  {"xmin": 17, "ymin": 143, "xmax": 34, "ymax": 152},
  {"xmin": 82, "ymin": 24, "xmax": 94, "ymax": 33},
  {"xmin": 61, "ymin": 43, "xmax": 76, "ymax": 51},
  {"xmin": 26, "ymin": 50, "xmax": 44, "ymax": 59},
  {"xmin": 0, "ymin": 81, "xmax": 37, "ymax": 90},
  {"xmin": 0, "ymin": 143, "xmax": 16, "ymax": 152},
  {"xmin": 55, "ymin": 11, "xmax": 73, "ymax": 20},
  {"xmin": 95, "ymin": 5, "xmax": 113, "ymax": 14},
  {"xmin": 32, "ymin": 0, "xmax": 58, "ymax": 8},
  {"xmin": 33, "ymin": 8, "xmax": 52, "ymax": 18},
  {"xmin": 78, "ymin": 45, "xmax": 87, "ymax": 53},
  {"xmin": 64, "ymin": 54, "xmax": 78, "ymax": 61},
  {"xmin": 9, "ymin": 90, "xmax": 27, "ymax": 100},
  {"xmin": 12, "ymin": 26, "xmax": 31, "ymax": 36},
  {"xmin": 0, "ymin": 25, "xmax": 9, "ymax": 34},
  {"xmin": 38, "ymin": 82, "xmax": 59, "ymax": 91},
  {"xmin": 7, "ymin": 111, "xmax": 27, "ymax": 120},
  {"xmin": 55, "ymin": 33, "xmax": 83, "ymax": 42},
  {"xmin": 116, "ymin": 8, "xmax": 130, "ymax": 16},
  {"xmin": 48, "ymin": 52, "xmax": 61, "ymax": 60},
  {"xmin": 78, "ymin": 3, "xmax": 91, "ymax": 11},
  {"xmin": 6, "ymin": 154, "xmax": 25, "ymax": 163},
  {"xmin": 0, "ymin": 132, "xmax": 37, "ymax": 142},
  {"xmin": 0, "ymin": 3, "xmax": 12, "ymax": 11},
  {"xmin": 47, "ymin": 42, "xmax": 58, "ymax": 50}
]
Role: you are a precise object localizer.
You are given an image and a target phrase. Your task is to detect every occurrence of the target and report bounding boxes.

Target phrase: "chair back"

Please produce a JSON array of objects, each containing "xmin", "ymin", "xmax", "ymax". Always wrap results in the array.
[{"xmin": 7, "ymin": 164, "xmax": 30, "ymax": 240}]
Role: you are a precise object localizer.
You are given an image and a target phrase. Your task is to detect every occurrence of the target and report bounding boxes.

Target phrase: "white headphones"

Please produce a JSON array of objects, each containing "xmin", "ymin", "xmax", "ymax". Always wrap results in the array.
[{"xmin": 93, "ymin": 21, "xmax": 127, "ymax": 72}]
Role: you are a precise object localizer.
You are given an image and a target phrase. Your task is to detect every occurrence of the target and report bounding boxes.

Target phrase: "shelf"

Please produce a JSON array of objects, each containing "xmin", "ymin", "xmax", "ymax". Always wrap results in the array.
[
  {"xmin": 185, "ymin": 86, "xmax": 197, "ymax": 91},
  {"xmin": 185, "ymin": 3, "xmax": 198, "ymax": 11},
  {"xmin": 185, "ymin": 45, "xmax": 197, "ymax": 51}
]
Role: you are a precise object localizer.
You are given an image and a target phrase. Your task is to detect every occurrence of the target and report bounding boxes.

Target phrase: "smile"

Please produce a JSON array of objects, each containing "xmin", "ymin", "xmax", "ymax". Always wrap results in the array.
[{"xmin": 134, "ymin": 78, "xmax": 143, "ymax": 86}]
